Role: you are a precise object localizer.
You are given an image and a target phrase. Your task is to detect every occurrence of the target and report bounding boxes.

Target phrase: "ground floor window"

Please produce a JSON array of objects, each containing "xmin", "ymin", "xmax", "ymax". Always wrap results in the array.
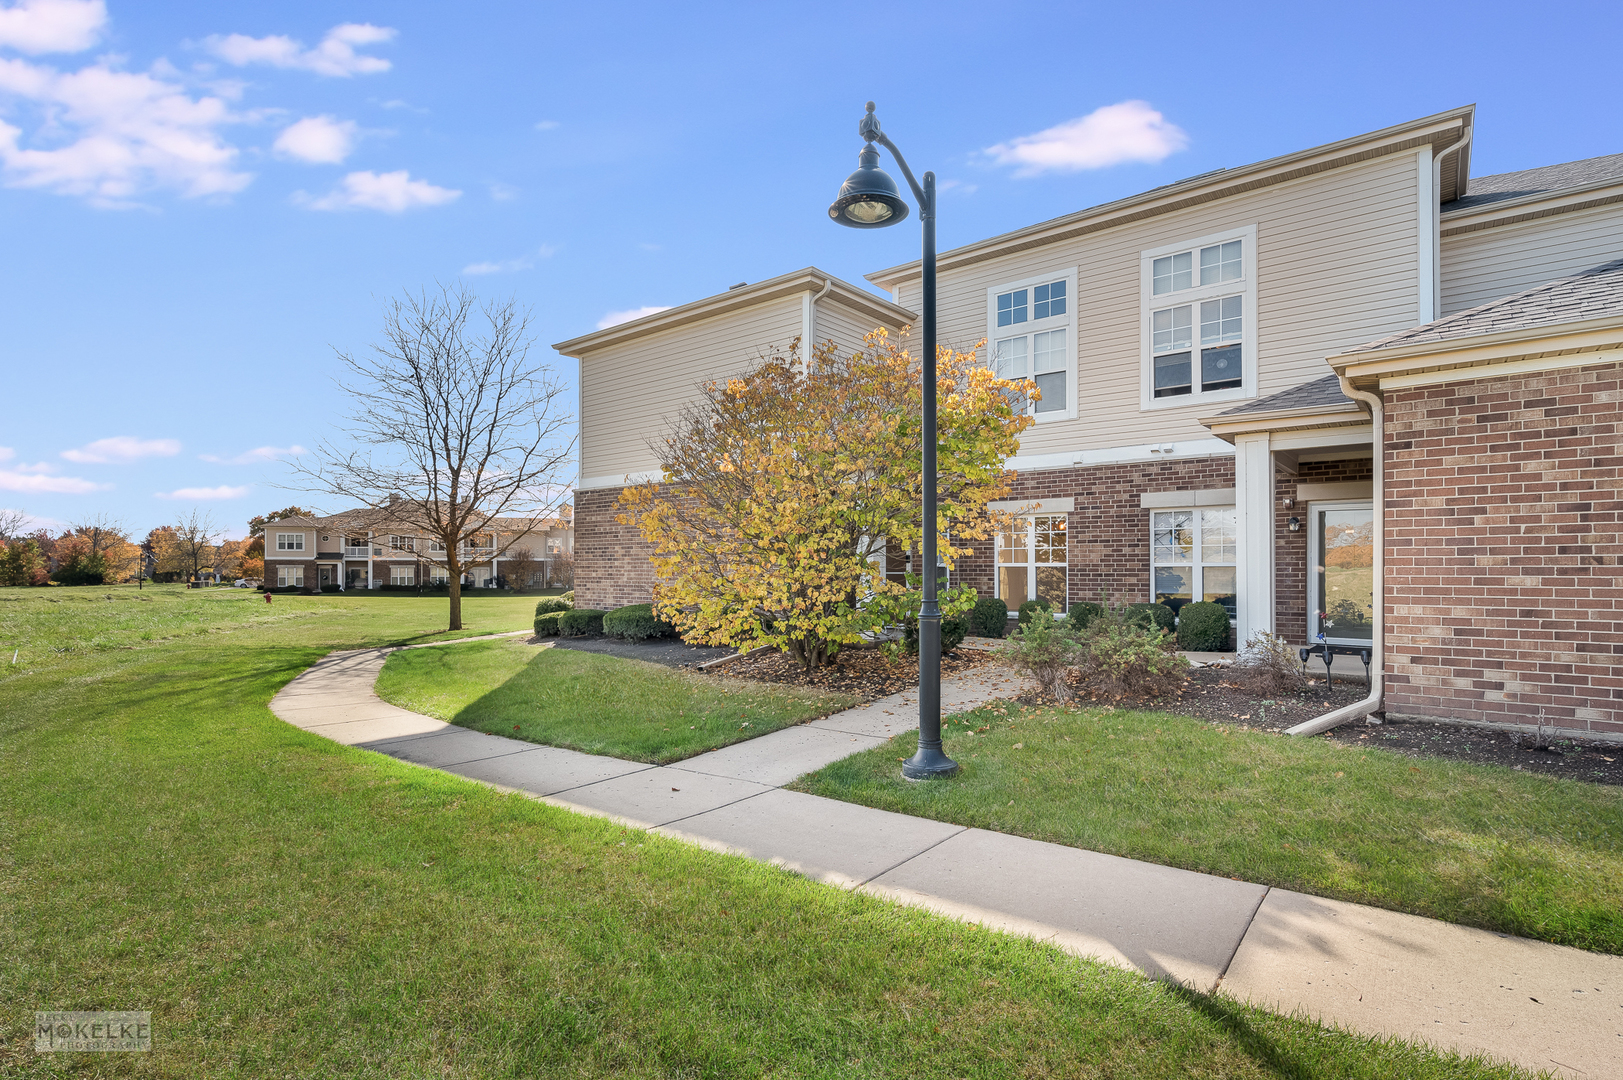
[
  {"xmin": 428, "ymin": 569, "xmax": 449, "ymax": 586},
  {"xmin": 276, "ymin": 564, "xmax": 304, "ymax": 588},
  {"xmin": 390, "ymin": 565, "xmax": 415, "ymax": 586},
  {"xmin": 998, "ymin": 514, "xmax": 1067, "ymax": 612},
  {"xmin": 346, "ymin": 566, "xmax": 368, "ymax": 589},
  {"xmin": 1151, "ymin": 508, "xmax": 1236, "ymax": 619},
  {"xmin": 1311, "ymin": 502, "xmax": 1374, "ymax": 644}
]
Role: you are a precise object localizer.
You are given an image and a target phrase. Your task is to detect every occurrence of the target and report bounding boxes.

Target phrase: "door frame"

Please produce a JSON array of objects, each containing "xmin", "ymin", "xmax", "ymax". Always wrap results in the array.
[{"xmin": 1307, "ymin": 499, "xmax": 1375, "ymax": 646}]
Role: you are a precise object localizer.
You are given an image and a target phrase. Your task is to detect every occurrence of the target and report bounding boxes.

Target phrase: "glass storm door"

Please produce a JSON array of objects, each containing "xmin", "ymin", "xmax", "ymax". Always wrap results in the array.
[{"xmin": 1311, "ymin": 503, "xmax": 1374, "ymax": 645}]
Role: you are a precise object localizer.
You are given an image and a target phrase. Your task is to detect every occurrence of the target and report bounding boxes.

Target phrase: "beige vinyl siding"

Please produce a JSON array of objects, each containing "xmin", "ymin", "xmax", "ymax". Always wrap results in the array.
[
  {"xmin": 1440, "ymin": 201, "xmax": 1623, "ymax": 315},
  {"xmin": 579, "ymin": 298, "xmax": 805, "ymax": 483},
  {"xmin": 895, "ymin": 152, "xmax": 1424, "ymax": 458},
  {"xmin": 814, "ymin": 298, "xmax": 895, "ymax": 354}
]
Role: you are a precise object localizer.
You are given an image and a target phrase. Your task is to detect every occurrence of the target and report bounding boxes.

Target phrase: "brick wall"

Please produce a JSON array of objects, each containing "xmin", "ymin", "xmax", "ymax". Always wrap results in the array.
[
  {"xmin": 957, "ymin": 456, "xmax": 1237, "ymax": 610},
  {"xmin": 574, "ymin": 487, "xmax": 658, "ymax": 610},
  {"xmin": 1383, "ymin": 359, "xmax": 1623, "ymax": 737},
  {"xmin": 1273, "ymin": 457, "xmax": 1376, "ymax": 641}
]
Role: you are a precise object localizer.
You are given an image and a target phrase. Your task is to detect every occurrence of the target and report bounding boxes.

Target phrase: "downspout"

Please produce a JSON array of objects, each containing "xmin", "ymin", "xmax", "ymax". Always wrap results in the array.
[
  {"xmin": 1287, "ymin": 378, "xmax": 1383, "ymax": 736},
  {"xmin": 1429, "ymin": 126, "xmax": 1472, "ymax": 320},
  {"xmin": 802, "ymin": 276, "xmax": 834, "ymax": 372}
]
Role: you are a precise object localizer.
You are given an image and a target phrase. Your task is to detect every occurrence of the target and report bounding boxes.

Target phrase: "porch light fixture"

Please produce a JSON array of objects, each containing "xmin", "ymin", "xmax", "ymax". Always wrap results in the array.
[
  {"xmin": 1289, "ymin": 517, "xmax": 1301, "ymax": 532},
  {"xmin": 829, "ymin": 101, "xmax": 956, "ymax": 781}
]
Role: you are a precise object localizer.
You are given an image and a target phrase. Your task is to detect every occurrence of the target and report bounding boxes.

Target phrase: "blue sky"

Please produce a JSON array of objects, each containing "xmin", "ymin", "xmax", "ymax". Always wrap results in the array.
[{"xmin": 1, "ymin": 0, "xmax": 1618, "ymax": 539}]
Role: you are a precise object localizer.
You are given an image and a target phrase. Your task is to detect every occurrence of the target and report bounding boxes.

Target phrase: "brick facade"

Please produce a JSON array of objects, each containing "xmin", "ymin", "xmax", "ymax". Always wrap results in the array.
[
  {"xmin": 574, "ymin": 487, "xmax": 658, "ymax": 609},
  {"xmin": 1273, "ymin": 457, "xmax": 1376, "ymax": 641},
  {"xmin": 956, "ymin": 456, "xmax": 1237, "ymax": 610},
  {"xmin": 1382, "ymin": 359, "xmax": 1623, "ymax": 738}
]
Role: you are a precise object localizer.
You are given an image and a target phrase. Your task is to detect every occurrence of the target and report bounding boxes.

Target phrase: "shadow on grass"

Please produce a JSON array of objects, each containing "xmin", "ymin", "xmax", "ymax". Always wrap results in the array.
[{"xmin": 1164, "ymin": 982, "xmax": 1318, "ymax": 1080}]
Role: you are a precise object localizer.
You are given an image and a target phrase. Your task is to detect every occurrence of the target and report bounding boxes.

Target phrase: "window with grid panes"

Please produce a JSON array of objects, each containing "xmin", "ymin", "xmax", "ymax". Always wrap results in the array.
[
  {"xmin": 990, "ymin": 273, "xmax": 1073, "ymax": 419},
  {"xmin": 1150, "ymin": 508, "xmax": 1236, "ymax": 620},
  {"xmin": 1143, "ymin": 231, "xmax": 1251, "ymax": 405},
  {"xmin": 997, "ymin": 514, "xmax": 1067, "ymax": 612}
]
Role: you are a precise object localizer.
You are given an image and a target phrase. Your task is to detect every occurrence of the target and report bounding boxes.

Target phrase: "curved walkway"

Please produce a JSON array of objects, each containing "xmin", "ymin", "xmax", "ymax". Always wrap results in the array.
[{"xmin": 269, "ymin": 640, "xmax": 1621, "ymax": 1078}]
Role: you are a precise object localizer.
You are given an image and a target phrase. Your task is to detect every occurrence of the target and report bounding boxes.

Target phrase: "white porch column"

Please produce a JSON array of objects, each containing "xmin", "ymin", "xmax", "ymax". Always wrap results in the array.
[{"xmin": 1233, "ymin": 432, "xmax": 1274, "ymax": 647}]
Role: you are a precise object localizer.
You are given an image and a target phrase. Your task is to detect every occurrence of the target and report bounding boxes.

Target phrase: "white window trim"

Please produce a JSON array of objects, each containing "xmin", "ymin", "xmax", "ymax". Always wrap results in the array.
[
  {"xmin": 1139, "ymin": 224, "xmax": 1257, "ymax": 412},
  {"xmin": 995, "ymin": 513, "xmax": 1069, "ymax": 612},
  {"xmin": 986, "ymin": 267, "xmax": 1078, "ymax": 424},
  {"xmin": 274, "ymin": 532, "xmax": 306, "ymax": 552},
  {"xmin": 1148, "ymin": 506, "xmax": 1238, "ymax": 622}
]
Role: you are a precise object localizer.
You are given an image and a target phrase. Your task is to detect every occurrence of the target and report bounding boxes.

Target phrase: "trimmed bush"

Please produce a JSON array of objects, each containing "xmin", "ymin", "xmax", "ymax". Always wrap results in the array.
[
  {"xmin": 560, "ymin": 590, "xmax": 574, "ymax": 604},
  {"xmin": 904, "ymin": 613, "xmax": 971, "ymax": 656},
  {"xmin": 1176, "ymin": 601, "xmax": 1231, "ymax": 652},
  {"xmin": 533, "ymin": 610, "xmax": 565, "ymax": 637},
  {"xmin": 603, "ymin": 603, "xmax": 675, "ymax": 641},
  {"xmin": 969, "ymin": 597, "xmax": 1009, "ymax": 638},
  {"xmin": 557, "ymin": 608, "xmax": 606, "ymax": 638},
  {"xmin": 534, "ymin": 596, "xmax": 572, "ymax": 616},
  {"xmin": 1066, "ymin": 601, "xmax": 1106, "ymax": 631},
  {"xmin": 1123, "ymin": 602, "xmax": 1176, "ymax": 633},
  {"xmin": 1017, "ymin": 599, "xmax": 1057, "ymax": 626}
]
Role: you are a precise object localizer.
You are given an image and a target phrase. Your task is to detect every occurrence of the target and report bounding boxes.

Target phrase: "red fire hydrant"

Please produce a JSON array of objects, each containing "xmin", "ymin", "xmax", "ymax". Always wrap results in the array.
[{"xmin": 264, "ymin": 591, "xmax": 273, "ymax": 605}]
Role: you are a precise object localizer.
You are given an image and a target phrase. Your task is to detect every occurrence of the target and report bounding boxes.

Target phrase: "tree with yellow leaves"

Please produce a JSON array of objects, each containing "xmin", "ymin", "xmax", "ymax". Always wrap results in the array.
[{"xmin": 618, "ymin": 331, "xmax": 1035, "ymax": 671}]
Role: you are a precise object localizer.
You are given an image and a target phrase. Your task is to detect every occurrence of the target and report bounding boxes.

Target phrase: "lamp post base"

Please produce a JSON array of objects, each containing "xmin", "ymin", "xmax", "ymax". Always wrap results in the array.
[{"xmin": 901, "ymin": 745, "xmax": 959, "ymax": 780}]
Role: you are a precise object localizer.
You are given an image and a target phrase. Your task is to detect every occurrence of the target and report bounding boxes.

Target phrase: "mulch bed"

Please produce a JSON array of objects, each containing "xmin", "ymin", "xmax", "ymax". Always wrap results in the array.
[
  {"xmin": 709, "ymin": 645, "xmax": 993, "ymax": 702},
  {"xmin": 1041, "ymin": 666, "xmax": 1623, "ymax": 788}
]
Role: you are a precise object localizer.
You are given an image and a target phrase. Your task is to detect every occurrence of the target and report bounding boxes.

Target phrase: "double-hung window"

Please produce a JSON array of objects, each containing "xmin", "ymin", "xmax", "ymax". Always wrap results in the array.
[
  {"xmin": 275, "ymin": 532, "xmax": 304, "ymax": 552},
  {"xmin": 1140, "ymin": 226, "xmax": 1255, "ymax": 409},
  {"xmin": 390, "ymin": 565, "xmax": 415, "ymax": 586},
  {"xmin": 997, "ymin": 514, "xmax": 1067, "ymax": 612},
  {"xmin": 1150, "ymin": 508, "xmax": 1236, "ymax": 620},
  {"xmin": 987, "ymin": 269, "xmax": 1077, "ymax": 421},
  {"xmin": 389, "ymin": 535, "xmax": 415, "ymax": 552}
]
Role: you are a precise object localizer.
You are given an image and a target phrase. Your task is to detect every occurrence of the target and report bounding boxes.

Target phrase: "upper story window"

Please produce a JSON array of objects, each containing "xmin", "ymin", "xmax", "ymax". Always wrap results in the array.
[
  {"xmin": 1139, "ymin": 226, "xmax": 1255, "ymax": 411},
  {"xmin": 545, "ymin": 537, "xmax": 563, "ymax": 555},
  {"xmin": 389, "ymin": 535, "xmax": 416, "ymax": 552},
  {"xmin": 428, "ymin": 539, "xmax": 446, "ymax": 552},
  {"xmin": 275, "ymin": 532, "xmax": 304, "ymax": 552},
  {"xmin": 466, "ymin": 534, "xmax": 493, "ymax": 550},
  {"xmin": 988, "ymin": 270, "xmax": 1077, "ymax": 422}
]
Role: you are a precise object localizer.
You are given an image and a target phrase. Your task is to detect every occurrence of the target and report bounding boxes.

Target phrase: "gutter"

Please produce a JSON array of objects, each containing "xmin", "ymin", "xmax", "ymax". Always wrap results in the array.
[{"xmin": 1286, "ymin": 377, "xmax": 1384, "ymax": 736}]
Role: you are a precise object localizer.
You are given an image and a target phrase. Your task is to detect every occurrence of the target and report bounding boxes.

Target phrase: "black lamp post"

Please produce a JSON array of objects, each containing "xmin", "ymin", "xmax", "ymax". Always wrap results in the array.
[{"xmin": 830, "ymin": 101, "xmax": 957, "ymax": 780}]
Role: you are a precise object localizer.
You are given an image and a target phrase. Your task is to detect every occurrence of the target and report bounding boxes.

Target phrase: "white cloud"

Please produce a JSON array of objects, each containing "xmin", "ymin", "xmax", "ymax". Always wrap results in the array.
[
  {"xmin": 61, "ymin": 435, "xmax": 181, "ymax": 464},
  {"xmin": 0, "ymin": 55, "xmax": 251, "ymax": 204},
  {"xmin": 984, "ymin": 100, "xmax": 1188, "ymax": 177},
  {"xmin": 199, "ymin": 444, "xmax": 305, "ymax": 464},
  {"xmin": 596, "ymin": 305, "xmax": 672, "ymax": 330},
  {"xmin": 0, "ymin": 466, "xmax": 104, "ymax": 493},
  {"xmin": 273, "ymin": 114, "xmax": 355, "ymax": 163},
  {"xmin": 205, "ymin": 23, "xmax": 394, "ymax": 78},
  {"xmin": 0, "ymin": 0, "xmax": 104, "ymax": 55},
  {"xmin": 487, "ymin": 181, "xmax": 517, "ymax": 201},
  {"xmin": 300, "ymin": 169, "xmax": 459, "ymax": 212},
  {"xmin": 156, "ymin": 484, "xmax": 250, "ymax": 500},
  {"xmin": 463, "ymin": 244, "xmax": 555, "ymax": 275},
  {"xmin": 534, "ymin": 119, "xmax": 559, "ymax": 131}
]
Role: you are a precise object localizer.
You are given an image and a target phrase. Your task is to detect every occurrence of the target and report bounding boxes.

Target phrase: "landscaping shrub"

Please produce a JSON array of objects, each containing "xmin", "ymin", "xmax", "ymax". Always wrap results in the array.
[
  {"xmin": 557, "ymin": 608, "xmax": 606, "ymax": 638},
  {"xmin": 560, "ymin": 590, "xmax": 574, "ymax": 604},
  {"xmin": 1066, "ymin": 601, "xmax": 1106, "ymax": 631},
  {"xmin": 1076, "ymin": 616, "xmax": 1188, "ymax": 700},
  {"xmin": 533, "ymin": 610, "xmax": 565, "ymax": 637},
  {"xmin": 997, "ymin": 613, "xmax": 1082, "ymax": 702},
  {"xmin": 1123, "ymin": 602, "xmax": 1176, "ymax": 632},
  {"xmin": 602, "ymin": 603, "xmax": 675, "ymax": 641},
  {"xmin": 1234, "ymin": 629, "xmax": 1307, "ymax": 696},
  {"xmin": 904, "ymin": 613, "xmax": 971, "ymax": 656},
  {"xmin": 1176, "ymin": 601, "xmax": 1231, "ymax": 652},
  {"xmin": 1017, "ymin": 599, "xmax": 1057, "ymax": 626},
  {"xmin": 533, "ymin": 596, "xmax": 572, "ymax": 616},
  {"xmin": 968, "ymin": 597, "xmax": 1008, "ymax": 638}
]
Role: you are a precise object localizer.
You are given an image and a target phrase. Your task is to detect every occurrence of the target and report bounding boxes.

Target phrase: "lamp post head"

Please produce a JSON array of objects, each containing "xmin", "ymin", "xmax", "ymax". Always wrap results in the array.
[{"xmin": 829, "ymin": 104, "xmax": 908, "ymax": 228}]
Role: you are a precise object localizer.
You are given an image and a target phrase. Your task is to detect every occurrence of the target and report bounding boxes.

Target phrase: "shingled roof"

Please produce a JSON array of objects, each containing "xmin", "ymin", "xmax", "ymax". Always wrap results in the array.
[
  {"xmin": 1346, "ymin": 258, "xmax": 1623, "ymax": 354},
  {"xmin": 1442, "ymin": 151, "xmax": 1623, "ymax": 213},
  {"xmin": 1214, "ymin": 373, "xmax": 1355, "ymax": 417}
]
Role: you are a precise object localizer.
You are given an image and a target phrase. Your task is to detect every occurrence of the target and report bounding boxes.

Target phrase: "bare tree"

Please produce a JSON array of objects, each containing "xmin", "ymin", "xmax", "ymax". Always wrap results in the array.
[
  {"xmin": 163, "ymin": 510, "xmax": 221, "ymax": 582},
  {"xmin": 296, "ymin": 285, "xmax": 574, "ymax": 629},
  {"xmin": 503, "ymin": 546, "xmax": 542, "ymax": 591},
  {"xmin": 0, "ymin": 507, "xmax": 27, "ymax": 543}
]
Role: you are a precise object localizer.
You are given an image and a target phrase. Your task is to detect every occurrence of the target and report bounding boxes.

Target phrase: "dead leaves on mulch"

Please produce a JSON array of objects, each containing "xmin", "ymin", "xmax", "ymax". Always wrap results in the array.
[{"xmin": 709, "ymin": 646, "xmax": 993, "ymax": 702}]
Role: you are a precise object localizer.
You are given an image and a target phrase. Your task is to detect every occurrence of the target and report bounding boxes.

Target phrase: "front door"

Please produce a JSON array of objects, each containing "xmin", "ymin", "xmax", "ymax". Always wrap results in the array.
[
  {"xmin": 1310, "ymin": 502, "xmax": 1374, "ymax": 645},
  {"xmin": 319, "ymin": 565, "xmax": 335, "ymax": 587}
]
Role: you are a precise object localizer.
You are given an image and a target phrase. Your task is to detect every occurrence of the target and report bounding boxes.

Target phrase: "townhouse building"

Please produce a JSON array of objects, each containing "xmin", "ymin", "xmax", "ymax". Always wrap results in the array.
[
  {"xmin": 559, "ymin": 105, "xmax": 1623, "ymax": 741},
  {"xmin": 260, "ymin": 511, "xmax": 572, "ymax": 591}
]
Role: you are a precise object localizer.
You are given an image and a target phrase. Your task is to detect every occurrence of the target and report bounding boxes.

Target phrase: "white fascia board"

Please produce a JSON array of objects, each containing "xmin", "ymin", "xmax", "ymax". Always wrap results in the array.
[
  {"xmin": 1377, "ymin": 349, "xmax": 1623, "ymax": 390},
  {"xmin": 578, "ymin": 471, "xmax": 660, "ymax": 492}
]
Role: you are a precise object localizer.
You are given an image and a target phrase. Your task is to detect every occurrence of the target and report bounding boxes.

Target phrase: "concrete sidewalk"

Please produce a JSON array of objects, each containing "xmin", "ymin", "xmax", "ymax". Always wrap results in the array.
[{"xmin": 269, "ymin": 644, "xmax": 1621, "ymax": 1078}]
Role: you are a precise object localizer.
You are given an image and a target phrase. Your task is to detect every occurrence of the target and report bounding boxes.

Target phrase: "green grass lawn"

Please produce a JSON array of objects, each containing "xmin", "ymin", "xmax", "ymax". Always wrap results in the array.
[
  {"xmin": 792, "ymin": 701, "xmax": 1623, "ymax": 955},
  {"xmin": 0, "ymin": 587, "xmax": 1537, "ymax": 1077},
  {"xmin": 375, "ymin": 638, "xmax": 856, "ymax": 764}
]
